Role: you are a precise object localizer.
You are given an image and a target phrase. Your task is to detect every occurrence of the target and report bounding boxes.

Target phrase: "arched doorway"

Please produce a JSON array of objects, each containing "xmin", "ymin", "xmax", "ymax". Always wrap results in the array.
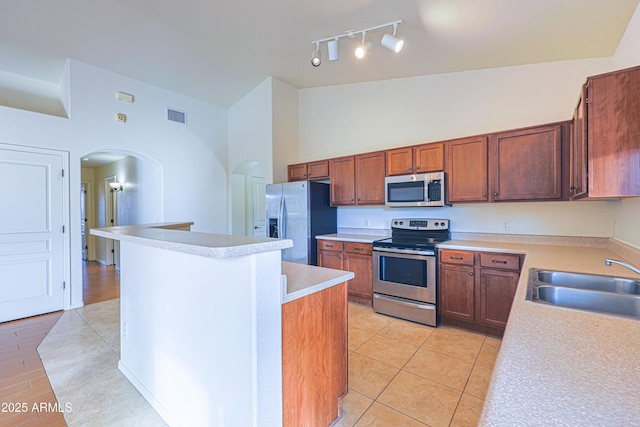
[{"xmin": 80, "ymin": 150, "xmax": 163, "ymax": 304}]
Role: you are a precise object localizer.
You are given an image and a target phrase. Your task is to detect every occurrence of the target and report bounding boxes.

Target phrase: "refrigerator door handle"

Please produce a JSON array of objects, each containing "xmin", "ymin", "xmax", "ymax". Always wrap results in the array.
[{"xmin": 278, "ymin": 196, "xmax": 285, "ymax": 239}]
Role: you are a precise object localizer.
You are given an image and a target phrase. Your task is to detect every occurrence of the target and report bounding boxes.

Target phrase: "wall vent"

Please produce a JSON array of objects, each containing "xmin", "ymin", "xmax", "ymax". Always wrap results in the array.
[{"xmin": 166, "ymin": 107, "xmax": 187, "ymax": 125}]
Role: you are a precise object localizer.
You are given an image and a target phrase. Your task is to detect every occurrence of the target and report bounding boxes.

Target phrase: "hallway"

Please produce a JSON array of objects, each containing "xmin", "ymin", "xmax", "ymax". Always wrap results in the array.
[{"xmin": 82, "ymin": 261, "xmax": 120, "ymax": 305}]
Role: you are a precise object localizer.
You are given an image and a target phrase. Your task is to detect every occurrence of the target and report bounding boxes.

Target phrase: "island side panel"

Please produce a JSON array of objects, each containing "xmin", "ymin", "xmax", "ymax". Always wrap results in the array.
[
  {"xmin": 117, "ymin": 241, "xmax": 283, "ymax": 427},
  {"xmin": 282, "ymin": 282, "xmax": 347, "ymax": 427}
]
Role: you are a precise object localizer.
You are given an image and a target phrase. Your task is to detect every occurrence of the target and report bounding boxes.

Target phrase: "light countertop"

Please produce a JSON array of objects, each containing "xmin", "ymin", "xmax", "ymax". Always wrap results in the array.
[
  {"xmin": 316, "ymin": 233, "xmax": 388, "ymax": 243},
  {"xmin": 281, "ymin": 261, "xmax": 354, "ymax": 303},
  {"xmin": 438, "ymin": 239, "xmax": 640, "ymax": 426},
  {"xmin": 91, "ymin": 222, "xmax": 292, "ymax": 258}
]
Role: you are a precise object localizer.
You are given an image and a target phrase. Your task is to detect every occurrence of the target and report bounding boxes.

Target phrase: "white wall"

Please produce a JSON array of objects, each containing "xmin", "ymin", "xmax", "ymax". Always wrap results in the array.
[
  {"xmin": 612, "ymin": 3, "xmax": 640, "ymax": 248},
  {"xmin": 272, "ymin": 78, "xmax": 299, "ymax": 184},
  {"xmin": 298, "ymin": 58, "xmax": 626, "ymax": 237},
  {"xmin": 0, "ymin": 60, "xmax": 228, "ymax": 308}
]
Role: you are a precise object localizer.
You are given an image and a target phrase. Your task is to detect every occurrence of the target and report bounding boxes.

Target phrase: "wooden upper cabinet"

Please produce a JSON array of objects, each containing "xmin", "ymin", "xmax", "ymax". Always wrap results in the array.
[
  {"xmin": 386, "ymin": 143, "xmax": 444, "ymax": 176},
  {"xmin": 570, "ymin": 84, "xmax": 588, "ymax": 199},
  {"xmin": 446, "ymin": 136, "xmax": 489, "ymax": 202},
  {"xmin": 329, "ymin": 156, "xmax": 356, "ymax": 205},
  {"xmin": 386, "ymin": 147, "xmax": 414, "ymax": 176},
  {"xmin": 307, "ymin": 160, "xmax": 329, "ymax": 180},
  {"xmin": 355, "ymin": 152, "xmax": 385, "ymax": 205},
  {"xmin": 288, "ymin": 163, "xmax": 307, "ymax": 182},
  {"xmin": 587, "ymin": 65, "xmax": 640, "ymax": 198},
  {"xmin": 492, "ymin": 124, "xmax": 563, "ymax": 201},
  {"xmin": 414, "ymin": 142, "xmax": 444, "ymax": 173}
]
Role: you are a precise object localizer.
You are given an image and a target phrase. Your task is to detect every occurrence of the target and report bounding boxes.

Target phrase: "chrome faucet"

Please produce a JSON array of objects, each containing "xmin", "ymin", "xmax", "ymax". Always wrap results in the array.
[{"xmin": 604, "ymin": 258, "xmax": 640, "ymax": 275}]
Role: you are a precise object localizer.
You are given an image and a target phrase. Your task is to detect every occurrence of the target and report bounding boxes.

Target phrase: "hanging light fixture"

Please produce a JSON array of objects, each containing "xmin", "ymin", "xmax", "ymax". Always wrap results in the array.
[
  {"xmin": 311, "ymin": 42, "xmax": 321, "ymax": 67},
  {"xmin": 310, "ymin": 19, "xmax": 402, "ymax": 67},
  {"xmin": 381, "ymin": 22, "xmax": 404, "ymax": 53},
  {"xmin": 354, "ymin": 32, "xmax": 371, "ymax": 59}
]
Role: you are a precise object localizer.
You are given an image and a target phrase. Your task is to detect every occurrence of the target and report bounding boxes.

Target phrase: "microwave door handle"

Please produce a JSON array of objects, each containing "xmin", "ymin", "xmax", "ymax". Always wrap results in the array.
[{"xmin": 425, "ymin": 179, "xmax": 431, "ymax": 202}]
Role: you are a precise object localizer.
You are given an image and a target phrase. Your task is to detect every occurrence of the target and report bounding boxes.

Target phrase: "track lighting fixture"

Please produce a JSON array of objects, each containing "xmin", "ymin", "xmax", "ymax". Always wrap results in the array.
[
  {"xmin": 311, "ymin": 42, "xmax": 321, "ymax": 67},
  {"xmin": 354, "ymin": 32, "xmax": 371, "ymax": 59},
  {"xmin": 310, "ymin": 19, "xmax": 402, "ymax": 67},
  {"xmin": 381, "ymin": 22, "xmax": 404, "ymax": 53}
]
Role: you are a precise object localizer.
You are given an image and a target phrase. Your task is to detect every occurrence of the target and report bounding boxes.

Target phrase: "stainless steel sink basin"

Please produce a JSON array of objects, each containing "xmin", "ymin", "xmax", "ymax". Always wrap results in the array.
[
  {"xmin": 537, "ymin": 270, "xmax": 640, "ymax": 294},
  {"xmin": 536, "ymin": 285, "xmax": 640, "ymax": 318},
  {"xmin": 527, "ymin": 268, "xmax": 640, "ymax": 319}
]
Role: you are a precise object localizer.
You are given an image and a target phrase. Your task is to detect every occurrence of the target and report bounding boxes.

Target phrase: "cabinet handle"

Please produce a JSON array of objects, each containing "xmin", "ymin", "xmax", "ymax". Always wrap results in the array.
[
  {"xmin": 450, "ymin": 256, "xmax": 464, "ymax": 260},
  {"xmin": 570, "ymin": 186, "xmax": 577, "ymax": 191},
  {"xmin": 491, "ymin": 259, "xmax": 508, "ymax": 264},
  {"xmin": 354, "ymin": 247, "xmax": 364, "ymax": 251},
  {"xmin": 469, "ymin": 272, "xmax": 474, "ymax": 276},
  {"xmin": 481, "ymin": 273, "xmax": 485, "ymax": 278},
  {"xmin": 483, "ymin": 193, "xmax": 487, "ymax": 198},
  {"xmin": 326, "ymin": 244, "xmax": 334, "ymax": 248},
  {"xmin": 494, "ymin": 192, "xmax": 499, "ymax": 197}
]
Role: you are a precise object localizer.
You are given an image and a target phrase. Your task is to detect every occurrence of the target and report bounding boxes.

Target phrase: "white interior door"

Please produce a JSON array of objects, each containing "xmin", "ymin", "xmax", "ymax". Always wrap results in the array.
[
  {"xmin": 81, "ymin": 183, "xmax": 87, "ymax": 260},
  {"xmin": 0, "ymin": 146, "xmax": 66, "ymax": 322},
  {"xmin": 251, "ymin": 176, "xmax": 266, "ymax": 237}
]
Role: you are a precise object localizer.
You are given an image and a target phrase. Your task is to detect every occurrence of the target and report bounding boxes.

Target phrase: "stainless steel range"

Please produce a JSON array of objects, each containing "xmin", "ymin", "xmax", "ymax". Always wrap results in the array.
[{"xmin": 372, "ymin": 218, "xmax": 450, "ymax": 327}]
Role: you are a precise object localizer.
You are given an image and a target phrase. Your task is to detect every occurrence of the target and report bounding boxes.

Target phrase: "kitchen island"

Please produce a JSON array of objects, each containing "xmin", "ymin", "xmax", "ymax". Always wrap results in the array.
[
  {"xmin": 438, "ymin": 236, "xmax": 640, "ymax": 426},
  {"xmin": 91, "ymin": 223, "xmax": 353, "ymax": 427}
]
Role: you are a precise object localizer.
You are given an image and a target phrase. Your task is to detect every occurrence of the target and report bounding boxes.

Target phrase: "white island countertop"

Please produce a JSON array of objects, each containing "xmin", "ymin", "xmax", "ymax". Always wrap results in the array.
[
  {"xmin": 91, "ymin": 222, "xmax": 293, "ymax": 258},
  {"xmin": 438, "ymin": 238, "xmax": 640, "ymax": 426},
  {"xmin": 281, "ymin": 261, "xmax": 354, "ymax": 303}
]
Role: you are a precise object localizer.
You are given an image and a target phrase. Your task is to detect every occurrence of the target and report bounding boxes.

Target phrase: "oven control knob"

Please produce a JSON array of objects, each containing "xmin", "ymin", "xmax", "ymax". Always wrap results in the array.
[
  {"xmin": 393, "ymin": 221, "xmax": 398, "ymax": 225},
  {"xmin": 399, "ymin": 221, "xmax": 404, "ymax": 225},
  {"xmin": 435, "ymin": 222, "xmax": 440, "ymax": 226}
]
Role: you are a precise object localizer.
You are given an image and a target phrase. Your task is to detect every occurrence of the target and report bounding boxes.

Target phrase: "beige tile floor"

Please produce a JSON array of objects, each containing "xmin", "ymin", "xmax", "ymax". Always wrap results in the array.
[
  {"xmin": 37, "ymin": 299, "xmax": 499, "ymax": 426},
  {"xmin": 339, "ymin": 303, "xmax": 501, "ymax": 427},
  {"xmin": 37, "ymin": 299, "xmax": 166, "ymax": 426}
]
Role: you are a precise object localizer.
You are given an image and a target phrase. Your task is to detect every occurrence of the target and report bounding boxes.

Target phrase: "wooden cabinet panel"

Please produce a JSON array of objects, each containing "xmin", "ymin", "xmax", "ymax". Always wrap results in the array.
[
  {"xmin": 479, "ymin": 253, "xmax": 521, "ymax": 271},
  {"xmin": 288, "ymin": 163, "xmax": 308, "ymax": 182},
  {"xmin": 307, "ymin": 160, "xmax": 329, "ymax": 180},
  {"xmin": 329, "ymin": 156, "xmax": 356, "ymax": 206},
  {"xmin": 446, "ymin": 136, "xmax": 489, "ymax": 202},
  {"xmin": 344, "ymin": 252, "xmax": 373, "ymax": 300},
  {"xmin": 345, "ymin": 242, "xmax": 372, "ymax": 256},
  {"xmin": 386, "ymin": 147, "xmax": 414, "ymax": 176},
  {"xmin": 355, "ymin": 152, "xmax": 385, "ymax": 205},
  {"xmin": 439, "ymin": 263, "xmax": 475, "ymax": 322},
  {"xmin": 282, "ymin": 283, "xmax": 347, "ymax": 427},
  {"xmin": 318, "ymin": 240, "xmax": 343, "ymax": 252},
  {"xmin": 440, "ymin": 249, "xmax": 474, "ymax": 266},
  {"xmin": 478, "ymin": 268, "xmax": 519, "ymax": 329},
  {"xmin": 318, "ymin": 249, "xmax": 343, "ymax": 270},
  {"xmin": 414, "ymin": 142, "xmax": 444, "ymax": 172},
  {"xmin": 493, "ymin": 124, "xmax": 563, "ymax": 201},
  {"xmin": 570, "ymin": 84, "xmax": 588, "ymax": 199},
  {"xmin": 587, "ymin": 66, "xmax": 640, "ymax": 197}
]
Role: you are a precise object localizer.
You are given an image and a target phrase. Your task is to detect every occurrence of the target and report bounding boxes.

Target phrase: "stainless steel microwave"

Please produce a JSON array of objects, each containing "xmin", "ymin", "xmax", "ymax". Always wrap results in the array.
[{"xmin": 384, "ymin": 172, "xmax": 446, "ymax": 207}]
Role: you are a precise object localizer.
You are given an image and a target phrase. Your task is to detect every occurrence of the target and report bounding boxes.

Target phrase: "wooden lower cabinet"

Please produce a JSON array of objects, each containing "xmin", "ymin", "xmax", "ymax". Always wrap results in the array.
[
  {"xmin": 318, "ymin": 239, "xmax": 373, "ymax": 306},
  {"xmin": 282, "ymin": 282, "xmax": 347, "ymax": 427},
  {"xmin": 439, "ymin": 249, "xmax": 522, "ymax": 336}
]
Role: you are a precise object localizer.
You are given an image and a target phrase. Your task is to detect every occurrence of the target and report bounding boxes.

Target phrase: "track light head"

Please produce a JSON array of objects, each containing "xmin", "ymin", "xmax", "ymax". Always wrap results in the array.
[
  {"xmin": 328, "ymin": 38, "xmax": 339, "ymax": 61},
  {"xmin": 354, "ymin": 32, "xmax": 371, "ymax": 59},
  {"xmin": 311, "ymin": 43, "xmax": 321, "ymax": 67},
  {"xmin": 381, "ymin": 23, "xmax": 403, "ymax": 53}
]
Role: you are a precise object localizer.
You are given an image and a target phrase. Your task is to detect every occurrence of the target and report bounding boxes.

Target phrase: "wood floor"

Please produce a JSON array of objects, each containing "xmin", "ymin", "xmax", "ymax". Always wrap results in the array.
[{"xmin": 0, "ymin": 261, "xmax": 119, "ymax": 427}]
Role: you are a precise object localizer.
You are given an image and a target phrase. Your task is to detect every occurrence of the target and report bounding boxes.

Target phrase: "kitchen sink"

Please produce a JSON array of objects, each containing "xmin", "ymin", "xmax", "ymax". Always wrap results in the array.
[
  {"xmin": 527, "ymin": 268, "xmax": 640, "ymax": 319},
  {"xmin": 536, "ymin": 270, "xmax": 640, "ymax": 294}
]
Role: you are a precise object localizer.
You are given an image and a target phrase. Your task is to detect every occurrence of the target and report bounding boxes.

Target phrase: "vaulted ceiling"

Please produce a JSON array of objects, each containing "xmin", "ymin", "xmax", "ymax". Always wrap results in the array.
[{"xmin": 1, "ymin": 0, "xmax": 638, "ymax": 107}]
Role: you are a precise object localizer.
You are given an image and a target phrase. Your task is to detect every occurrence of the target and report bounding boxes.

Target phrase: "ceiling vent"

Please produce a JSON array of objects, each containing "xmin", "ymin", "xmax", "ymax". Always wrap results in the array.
[{"xmin": 166, "ymin": 107, "xmax": 187, "ymax": 125}]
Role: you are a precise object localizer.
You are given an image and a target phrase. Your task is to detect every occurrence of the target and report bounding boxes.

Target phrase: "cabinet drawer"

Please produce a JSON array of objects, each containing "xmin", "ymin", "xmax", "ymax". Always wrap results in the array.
[
  {"xmin": 318, "ymin": 240, "xmax": 343, "ymax": 251},
  {"xmin": 440, "ymin": 250, "xmax": 474, "ymax": 266},
  {"xmin": 479, "ymin": 253, "xmax": 521, "ymax": 271},
  {"xmin": 345, "ymin": 242, "xmax": 372, "ymax": 256}
]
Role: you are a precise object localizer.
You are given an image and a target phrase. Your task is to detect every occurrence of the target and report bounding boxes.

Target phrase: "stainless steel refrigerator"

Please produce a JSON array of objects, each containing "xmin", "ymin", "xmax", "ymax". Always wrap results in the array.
[{"xmin": 266, "ymin": 181, "xmax": 337, "ymax": 265}]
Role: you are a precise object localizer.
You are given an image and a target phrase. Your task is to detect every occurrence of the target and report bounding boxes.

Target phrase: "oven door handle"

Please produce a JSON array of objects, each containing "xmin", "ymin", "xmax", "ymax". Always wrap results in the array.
[
  {"xmin": 374, "ymin": 294, "xmax": 436, "ymax": 310},
  {"xmin": 373, "ymin": 247, "xmax": 435, "ymax": 256}
]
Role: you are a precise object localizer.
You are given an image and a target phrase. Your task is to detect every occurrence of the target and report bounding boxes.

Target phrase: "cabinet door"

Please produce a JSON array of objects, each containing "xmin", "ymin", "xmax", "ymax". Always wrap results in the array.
[
  {"xmin": 344, "ymin": 252, "xmax": 372, "ymax": 301},
  {"xmin": 385, "ymin": 147, "xmax": 413, "ymax": 176},
  {"xmin": 329, "ymin": 156, "xmax": 356, "ymax": 206},
  {"xmin": 446, "ymin": 137, "xmax": 489, "ymax": 202},
  {"xmin": 439, "ymin": 264, "xmax": 475, "ymax": 322},
  {"xmin": 570, "ymin": 85, "xmax": 588, "ymax": 199},
  {"xmin": 288, "ymin": 163, "xmax": 308, "ymax": 182},
  {"xmin": 493, "ymin": 124, "xmax": 563, "ymax": 201},
  {"xmin": 355, "ymin": 152, "xmax": 385, "ymax": 205},
  {"xmin": 414, "ymin": 143, "xmax": 444, "ymax": 173},
  {"xmin": 307, "ymin": 160, "xmax": 329, "ymax": 180},
  {"xmin": 588, "ymin": 66, "xmax": 640, "ymax": 197},
  {"xmin": 477, "ymin": 268, "xmax": 519, "ymax": 329},
  {"xmin": 318, "ymin": 249, "xmax": 343, "ymax": 270}
]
